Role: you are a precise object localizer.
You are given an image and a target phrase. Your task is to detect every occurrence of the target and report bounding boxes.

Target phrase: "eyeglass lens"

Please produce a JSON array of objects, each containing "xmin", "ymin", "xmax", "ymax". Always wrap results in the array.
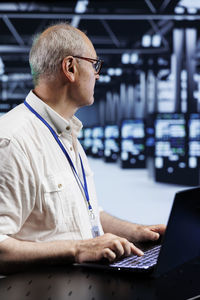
[{"xmin": 94, "ymin": 61, "xmax": 101, "ymax": 73}]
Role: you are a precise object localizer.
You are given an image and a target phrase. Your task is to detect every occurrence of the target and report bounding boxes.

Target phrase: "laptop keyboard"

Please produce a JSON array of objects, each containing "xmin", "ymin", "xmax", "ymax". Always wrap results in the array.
[{"xmin": 109, "ymin": 245, "xmax": 161, "ymax": 270}]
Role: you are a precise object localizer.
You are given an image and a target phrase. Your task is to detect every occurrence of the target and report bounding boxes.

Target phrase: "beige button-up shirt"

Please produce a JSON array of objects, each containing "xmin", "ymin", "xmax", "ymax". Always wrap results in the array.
[{"xmin": 0, "ymin": 91, "xmax": 104, "ymax": 243}]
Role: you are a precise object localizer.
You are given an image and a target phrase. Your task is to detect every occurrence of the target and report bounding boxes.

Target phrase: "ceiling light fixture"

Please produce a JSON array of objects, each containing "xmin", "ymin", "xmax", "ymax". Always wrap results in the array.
[
  {"xmin": 75, "ymin": 0, "xmax": 88, "ymax": 13},
  {"xmin": 130, "ymin": 53, "xmax": 138, "ymax": 64},
  {"xmin": 187, "ymin": 7, "xmax": 197, "ymax": 14},
  {"xmin": 121, "ymin": 53, "xmax": 130, "ymax": 64},
  {"xmin": 174, "ymin": 6, "xmax": 185, "ymax": 14},
  {"xmin": 115, "ymin": 68, "xmax": 122, "ymax": 76},
  {"xmin": 152, "ymin": 34, "xmax": 161, "ymax": 47},
  {"xmin": 107, "ymin": 68, "xmax": 115, "ymax": 76},
  {"xmin": 142, "ymin": 35, "xmax": 151, "ymax": 47}
]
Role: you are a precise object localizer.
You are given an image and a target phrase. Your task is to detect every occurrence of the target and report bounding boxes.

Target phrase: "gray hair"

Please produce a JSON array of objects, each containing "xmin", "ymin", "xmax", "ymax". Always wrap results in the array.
[{"xmin": 29, "ymin": 22, "xmax": 87, "ymax": 86}]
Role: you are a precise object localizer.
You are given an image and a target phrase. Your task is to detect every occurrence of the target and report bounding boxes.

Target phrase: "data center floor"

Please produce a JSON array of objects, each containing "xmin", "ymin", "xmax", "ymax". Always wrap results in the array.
[{"xmin": 88, "ymin": 157, "xmax": 191, "ymax": 225}]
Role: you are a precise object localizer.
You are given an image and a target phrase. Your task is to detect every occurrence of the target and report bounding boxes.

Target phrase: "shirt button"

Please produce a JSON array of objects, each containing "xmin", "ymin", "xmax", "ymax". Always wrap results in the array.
[
  {"xmin": 66, "ymin": 126, "xmax": 70, "ymax": 131},
  {"xmin": 58, "ymin": 183, "xmax": 62, "ymax": 189},
  {"xmin": 70, "ymin": 147, "xmax": 73, "ymax": 151}
]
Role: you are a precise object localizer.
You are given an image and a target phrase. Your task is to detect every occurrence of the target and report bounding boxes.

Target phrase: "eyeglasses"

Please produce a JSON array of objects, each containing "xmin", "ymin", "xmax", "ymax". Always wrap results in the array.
[{"xmin": 73, "ymin": 56, "xmax": 103, "ymax": 75}]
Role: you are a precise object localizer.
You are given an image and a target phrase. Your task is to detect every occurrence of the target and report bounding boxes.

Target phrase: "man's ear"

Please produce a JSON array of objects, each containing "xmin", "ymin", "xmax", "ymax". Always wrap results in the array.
[{"xmin": 62, "ymin": 57, "xmax": 76, "ymax": 82}]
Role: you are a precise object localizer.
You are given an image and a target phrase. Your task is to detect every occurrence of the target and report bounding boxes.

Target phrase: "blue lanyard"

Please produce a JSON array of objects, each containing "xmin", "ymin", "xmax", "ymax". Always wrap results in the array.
[{"xmin": 24, "ymin": 100, "xmax": 92, "ymax": 211}]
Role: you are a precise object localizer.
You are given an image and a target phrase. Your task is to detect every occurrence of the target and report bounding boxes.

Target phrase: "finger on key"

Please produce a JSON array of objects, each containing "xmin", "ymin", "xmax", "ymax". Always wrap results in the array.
[
  {"xmin": 103, "ymin": 248, "xmax": 116, "ymax": 262},
  {"xmin": 121, "ymin": 239, "xmax": 133, "ymax": 257},
  {"xmin": 111, "ymin": 239, "xmax": 125, "ymax": 258},
  {"xmin": 130, "ymin": 243, "xmax": 144, "ymax": 256}
]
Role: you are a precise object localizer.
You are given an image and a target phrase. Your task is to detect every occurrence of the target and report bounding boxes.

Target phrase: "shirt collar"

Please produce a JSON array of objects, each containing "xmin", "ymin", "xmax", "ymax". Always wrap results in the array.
[{"xmin": 25, "ymin": 90, "xmax": 83, "ymax": 137}]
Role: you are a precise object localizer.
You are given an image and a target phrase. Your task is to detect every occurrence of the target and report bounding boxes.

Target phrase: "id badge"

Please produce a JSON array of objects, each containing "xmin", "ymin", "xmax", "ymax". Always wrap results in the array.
[
  {"xmin": 91, "ymin": 225, "xmax": 100, "ymax": 238},
  {"xmin": 89, "ymin": 210, "xmax": 100, "ymax": 238}
]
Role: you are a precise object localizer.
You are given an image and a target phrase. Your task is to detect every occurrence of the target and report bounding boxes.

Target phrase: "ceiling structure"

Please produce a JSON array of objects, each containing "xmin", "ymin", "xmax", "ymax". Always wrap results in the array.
[{"xmin": 0, "ymin": 0, "xmax": 200, "ymax": 103}]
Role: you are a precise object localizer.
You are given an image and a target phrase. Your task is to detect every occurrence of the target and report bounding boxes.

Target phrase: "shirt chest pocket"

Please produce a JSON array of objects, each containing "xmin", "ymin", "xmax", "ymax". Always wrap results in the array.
[{"xmin": 42, "ymin": 173, "xmax": 82, "ymax": 232}]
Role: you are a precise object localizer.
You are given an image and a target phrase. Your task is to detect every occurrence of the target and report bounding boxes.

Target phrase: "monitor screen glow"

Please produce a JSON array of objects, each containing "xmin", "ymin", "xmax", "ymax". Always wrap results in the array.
[
  {"xmin": 84, "ymin": 128, "xmax": 92, "ymax": 138},
  {"xmin": 121, "ymin": 120, "xmax": 144, "ymax": 139},
  {"xmin": 155, "ymin": 114, "xmax": 186, "ymax": 158},
  {"xmin": 92, "ymin": 127, "xmax": 104, "ymax": 139},
  {"xmin": 105, "ymin": 125, "xmax": 119, "ymax": 139}
]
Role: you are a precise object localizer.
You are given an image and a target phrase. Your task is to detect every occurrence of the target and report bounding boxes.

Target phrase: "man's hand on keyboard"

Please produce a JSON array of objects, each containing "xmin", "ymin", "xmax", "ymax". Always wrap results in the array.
[
  {"xmin": 131, "ymin": 224, "xmax": 166, "ymax": 243},
  {"xmin": 100, "ymin": 211, "xmax": 166, "ymax": 245},
  {"xmin": 74, "ymin": 233, "xmax": 144, "ymax": 263}
]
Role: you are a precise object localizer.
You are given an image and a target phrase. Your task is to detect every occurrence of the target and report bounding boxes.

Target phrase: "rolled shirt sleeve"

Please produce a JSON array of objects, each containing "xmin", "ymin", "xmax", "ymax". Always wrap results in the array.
[{"xmin": 0, "ymin": 138, "xmax": 36, "ymax": 241}]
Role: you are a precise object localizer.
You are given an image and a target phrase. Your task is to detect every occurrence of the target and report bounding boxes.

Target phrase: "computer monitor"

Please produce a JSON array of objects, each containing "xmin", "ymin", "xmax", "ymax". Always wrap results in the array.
[
  {"xmin": 84, "ymin": 128, "xmax": 92, "ymax": 139},
  {"xmin": 154, "ymin": 113, "xmax": 189, "ymax": 185},
  {"xmin": 155, "ymin": 113, "xmax": 186, "ymax": 160},
  {"xmin": 104, "ymin": 125, "xmax": 120, "ymax": 162},
  {"xmin": 121, "ymin": 119, "xmax": 145, "ymax": 139},
  {"xmin": 92, "ymin": 126, "xmax": 104, "ymax": 139},
  {"xmin": 120, "ymin": 119, "xmax": 145, "ymax": 168},
  {"xmin": 91, "ymin": 126, "xmax": 104, "ymax": 157},
  {"xmin": 104, "ymin": 125, "xmax": 119, "ymax": 139}
]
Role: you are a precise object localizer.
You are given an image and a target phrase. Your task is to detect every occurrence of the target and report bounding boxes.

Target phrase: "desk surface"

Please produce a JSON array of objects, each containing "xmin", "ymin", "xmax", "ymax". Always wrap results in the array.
[{"xmin": 0, "ymin": 259, "xmax": 200, "ymax": 300}]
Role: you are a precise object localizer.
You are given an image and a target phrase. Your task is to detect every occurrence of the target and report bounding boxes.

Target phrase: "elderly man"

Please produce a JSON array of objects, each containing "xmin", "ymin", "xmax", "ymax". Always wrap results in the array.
[{"xmin": 0, "ymin": 23, "xmax": 165, "ymax": 274}]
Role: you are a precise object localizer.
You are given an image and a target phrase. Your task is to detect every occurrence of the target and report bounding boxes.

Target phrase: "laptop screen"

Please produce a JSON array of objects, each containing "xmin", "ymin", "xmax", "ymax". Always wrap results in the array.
[{"xmin": 155, "ymin": 187, "xmax": 200, "ymax": 276}]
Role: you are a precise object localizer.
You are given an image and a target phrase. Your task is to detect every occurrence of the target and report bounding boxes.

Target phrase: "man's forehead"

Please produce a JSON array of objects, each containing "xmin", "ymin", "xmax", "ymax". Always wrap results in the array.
[
  {"xmin": 77, "ymin": 28, "xmax": 97, "ymax": 57},
  {"xmin": 85, "ymin": 43, "xmax": 98, "ymax": 58}
]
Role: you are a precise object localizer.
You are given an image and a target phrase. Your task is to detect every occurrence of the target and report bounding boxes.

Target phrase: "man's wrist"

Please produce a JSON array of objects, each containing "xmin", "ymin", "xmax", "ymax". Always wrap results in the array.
[{"xmin": 73, "ymin": 239, "xmax": 86, "ymax": 263}]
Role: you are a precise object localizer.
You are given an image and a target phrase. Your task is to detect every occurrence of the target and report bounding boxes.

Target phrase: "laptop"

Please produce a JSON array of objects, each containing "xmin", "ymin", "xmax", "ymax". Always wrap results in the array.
[{"xmin": 76, "ymin": 187, "xmax": 200, "ymax": 277}]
